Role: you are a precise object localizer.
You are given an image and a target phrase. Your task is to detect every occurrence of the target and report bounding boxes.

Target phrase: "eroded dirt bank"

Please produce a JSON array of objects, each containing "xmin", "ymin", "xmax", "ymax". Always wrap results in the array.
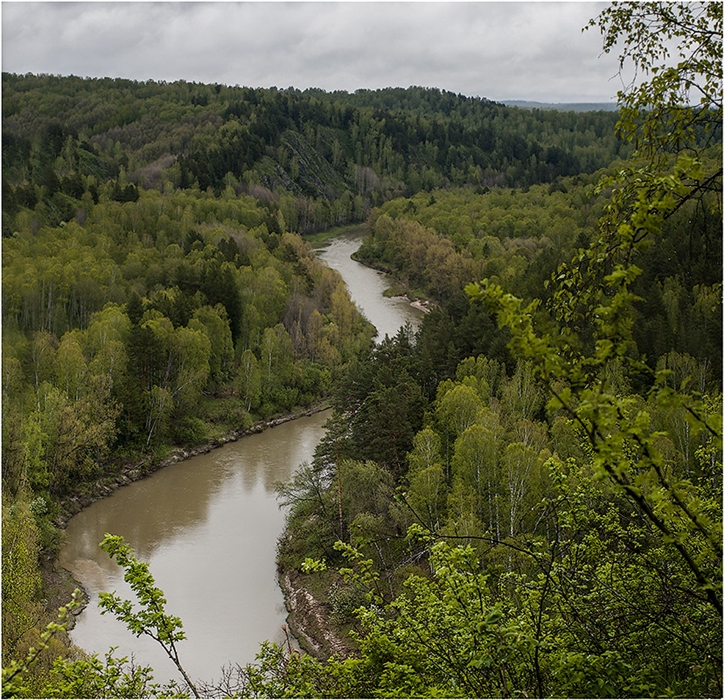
[{"xmin": 278, "ymin": 569, "xmax": 356, "ymax": 661}]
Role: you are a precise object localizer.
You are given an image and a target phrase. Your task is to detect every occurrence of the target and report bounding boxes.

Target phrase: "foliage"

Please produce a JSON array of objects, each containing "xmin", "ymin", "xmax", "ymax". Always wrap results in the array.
[
  {"xmin": 2, "ymin": 76, "xmax": 628, "ymax": 237},
  {"xmin": 98, "ymin": 534, "xmax": 199, "ymax": 697},
  {"xmin": 275, "ymin": 5, "xmax": 722, "ymax": 697},
  {"xmin": 2, "ymin": 578, "xmax": 183, "ymax": 699},
  {"xmin": 590, "ymin": 1, "xmax": 721, "ymax": 158},
  {"xmin": 2, "ymin": 495, "xmax": 45, "ymax": 663},
  {"xmin": 463, "ymin": 0, "xmax": 722, "ymax": 625},
  {"xmin": 2, "ymin": 590, "xmax": 82, "ymax": 698},
  {"xmin": 356, "ymin": 178, "xmax": 605, "ymax": 302},
  {"xmin": 2, "ymin": 187, "xmax": 374, "ymax": 512},
  {"xmin": 42, "ymin": 648, "xmax": 170, "ymax": 699},
  {"xmin": 356, "ymin": 157, "xmax": 721, "ymax": 383}
]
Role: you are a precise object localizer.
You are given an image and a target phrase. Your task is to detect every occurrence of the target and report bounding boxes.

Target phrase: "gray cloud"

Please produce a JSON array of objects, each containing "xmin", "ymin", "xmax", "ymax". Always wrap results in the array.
[{"xmin": 2, "ymin": 2, "xmax": 621, "ymax": 103}]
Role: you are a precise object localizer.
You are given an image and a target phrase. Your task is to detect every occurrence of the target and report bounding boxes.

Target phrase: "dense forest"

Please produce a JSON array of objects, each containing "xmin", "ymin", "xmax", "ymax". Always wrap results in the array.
[
  {"xmin": 2, "ymin": 73, "xmax": 628, "ymax": 237},
  {"xmin": 2, "ymin": 2, "xmax": 722, "ymax": 698}
]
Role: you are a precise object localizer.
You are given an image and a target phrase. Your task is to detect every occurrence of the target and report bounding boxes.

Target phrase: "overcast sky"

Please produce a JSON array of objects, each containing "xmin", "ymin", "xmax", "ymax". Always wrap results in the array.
[{"xmin": 2, "ymin": 1, "xmax": 625, "ymax": 104}]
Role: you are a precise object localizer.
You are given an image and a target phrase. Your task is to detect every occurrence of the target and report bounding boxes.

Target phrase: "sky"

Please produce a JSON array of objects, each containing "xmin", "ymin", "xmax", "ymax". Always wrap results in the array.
[{"xmin": 1, "ymin": 1, "xmax": 625, "ymax": 104}]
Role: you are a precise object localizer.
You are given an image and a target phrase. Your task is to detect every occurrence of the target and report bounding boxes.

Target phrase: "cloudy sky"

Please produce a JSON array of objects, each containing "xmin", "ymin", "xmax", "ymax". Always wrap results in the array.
[{"xmin": 2, "ymin": 1, "xmax": 624, "ymax": 104}]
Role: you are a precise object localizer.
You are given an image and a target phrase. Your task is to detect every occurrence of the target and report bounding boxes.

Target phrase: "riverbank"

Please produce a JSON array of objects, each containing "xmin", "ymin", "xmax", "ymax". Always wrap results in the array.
[
  {"xmin": 53, "ymin": 401, "xmax": 330, "ymax": 530},
  {"xmin": 388, "ymin": 293, "xmax": 433, "ymax": 314},
  {"xmin": 350, "ymin": 251, "xmax": 436, "ymax": 315},
  {"xmin": 306, "ymin": 222, "xmax": 368, "ymax": 247},
  {"xmin": 45, "ymin": 401, "xmax": 331, "ymax": 629},
  {"xmin": 48, "ymin": 225, "xmax": 414, "ymax": 667},
  {"xmin": 278, "ymin": 569, "xmax": 357, "ymax": 661}
]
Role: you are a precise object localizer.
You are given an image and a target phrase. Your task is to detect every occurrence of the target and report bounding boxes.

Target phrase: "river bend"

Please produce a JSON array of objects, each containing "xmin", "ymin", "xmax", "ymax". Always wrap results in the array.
[{"xmin": 58, "ymin": 227, "xmax": 422, "ymax": 683}]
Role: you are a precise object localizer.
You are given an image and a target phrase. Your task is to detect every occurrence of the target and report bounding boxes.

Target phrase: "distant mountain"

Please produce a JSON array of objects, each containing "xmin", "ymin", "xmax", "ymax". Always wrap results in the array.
[{"xmin": 504, "ymin": 100, "xmax": 618, "ymax": 112}]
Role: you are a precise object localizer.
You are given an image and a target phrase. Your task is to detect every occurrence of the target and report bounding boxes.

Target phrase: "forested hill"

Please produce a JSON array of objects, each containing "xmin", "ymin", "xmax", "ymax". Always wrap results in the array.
[
  {"xmin": 2, "ymin": 74, "xmax": 626, "ymax": 235},
  {"xmin": 504, "ymin": 100, "xmax": 618, "ymax": 112}
]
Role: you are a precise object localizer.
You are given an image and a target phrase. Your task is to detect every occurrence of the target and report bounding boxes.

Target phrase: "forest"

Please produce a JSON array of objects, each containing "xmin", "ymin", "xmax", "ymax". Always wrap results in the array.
[
  {"xmin": 2, "ymin": 2, "xmax": 722, "ymax": 698},
  {"xmin": 2, "ymin": 72, "xmax": 628, "ymax": 237}
]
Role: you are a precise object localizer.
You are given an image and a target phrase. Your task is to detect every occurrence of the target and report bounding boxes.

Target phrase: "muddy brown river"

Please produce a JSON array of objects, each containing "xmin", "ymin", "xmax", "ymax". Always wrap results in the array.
[{"xmin": 59, "ymin": 226, "xmax": 423, "ymax": 684}]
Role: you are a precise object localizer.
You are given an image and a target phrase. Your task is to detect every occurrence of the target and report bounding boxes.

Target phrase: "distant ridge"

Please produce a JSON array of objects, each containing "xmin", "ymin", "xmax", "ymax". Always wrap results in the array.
[{"xmin": 504, "ymin": 100, "xmax": 618, "ymax": 112}]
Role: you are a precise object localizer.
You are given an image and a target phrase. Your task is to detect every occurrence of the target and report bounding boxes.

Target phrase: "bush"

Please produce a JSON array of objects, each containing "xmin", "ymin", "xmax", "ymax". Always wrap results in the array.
[
  {"xmin": 328, "ymin": 580, "xmax": 367, "ymax": 624},
  {"xmin": 171, "ymin": 417, "xmax": 208, "ymax": 445}
]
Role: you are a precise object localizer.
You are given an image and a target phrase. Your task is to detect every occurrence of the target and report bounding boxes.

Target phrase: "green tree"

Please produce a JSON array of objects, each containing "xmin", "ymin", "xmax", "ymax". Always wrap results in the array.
[
  {"xmin": 406, "ymin": 427, "xmax": 447, "ymax": 531},
  {"xmin": 188, "ymin": 304, "xmax": 233, "ymax": 386},
  {"xmin": 259, "ymin": 323, "xmax": 295, "ymax": 410},
  {"xmin": 469, "ymin": 0, "xmax": 722, "ymax": 618},
  {"xmin": 591, "ymin": 1, "xmax": 721, "ymax": 161},
  {"xmin": 350, "ymin": 535, "xmax": 536, "ymax": 698},
  {"xmin": 1, "ymin": 495, "xmax": 44, "ymax": 662},
  {"xmin": 435, "ymin": 382, "xmax": 485, "ymax": 440},
  {"xmin": 450, "ymin": 423, "xmax": 501, "ymax": 537},
  {"xmin": 235, "ymin": 348, "xmax": 262, "ymax": 413},
  {"xmin": 36, "ymin": 382, "xmax": 116, "ymax": 496},
  {"xmin": 54, "ymin": 331, "xmax": 87, "ymax": 402},
  {"xmin": 2, "ymin": 591, "xmax": 84, "ymax": 699}
]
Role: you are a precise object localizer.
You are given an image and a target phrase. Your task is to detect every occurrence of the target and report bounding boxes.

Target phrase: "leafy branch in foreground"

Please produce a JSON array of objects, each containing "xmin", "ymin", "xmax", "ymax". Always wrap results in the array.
[
  {"xmin": 590, "ymin": 1, "xmax": 722, "ymax": 157},
  {"xmin": 468, "ymin": 0, "xmax": 722, "ymax": 617},
  {"xmin": 98, "ymin": 533, "xmax": 200, "ymax": 697}
]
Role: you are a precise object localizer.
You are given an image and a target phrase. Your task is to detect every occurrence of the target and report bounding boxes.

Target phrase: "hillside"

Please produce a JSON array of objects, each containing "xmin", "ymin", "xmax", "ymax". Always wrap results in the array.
[
  {"xmin": 2, "ymin": 75, "xmax": 628, "ymax": 237},
  {"xmin": 503, "ymin": 100, "xmax": 618, "ymax": 112}
]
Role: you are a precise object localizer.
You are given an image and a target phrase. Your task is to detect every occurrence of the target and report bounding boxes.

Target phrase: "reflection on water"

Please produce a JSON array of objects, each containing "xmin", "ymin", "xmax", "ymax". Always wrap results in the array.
[
  {"xmin": 59, "ymin": 410, "xmax": 331, "ymax": 684},
  {"xmin": 315, "ymin": 227, "xmax": 424, "ymax": 341}
]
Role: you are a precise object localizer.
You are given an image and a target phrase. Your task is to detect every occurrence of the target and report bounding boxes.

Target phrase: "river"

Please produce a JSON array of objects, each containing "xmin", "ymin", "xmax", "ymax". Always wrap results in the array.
[
  {"xmin": 313, "ymin": 226, "xmax": 424, "ymax": 341},
  {"xmin": 58, "ymin": 226, "xmax": 423, "ymax": 686}
]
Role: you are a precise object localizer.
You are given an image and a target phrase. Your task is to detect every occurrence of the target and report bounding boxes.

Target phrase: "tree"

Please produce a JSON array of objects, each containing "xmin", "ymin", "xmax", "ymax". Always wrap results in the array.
[
  {"xmin": 353, "ymin": 381, "xmax": 425, "ymax": 475},
  {"xmin": 235, "ymin": 348, "xmax": 262, "ymax": 413},
  {"xmin": 348, "ymin": 534, "xmax": 536, "ymax": 698},
  {"xmin": 259, "ymin": 323, "xmax": 294, "ymax": 407},
  {"xmin": 54, "ymin": 331, "xmax": 87, "ymax": 402},
  {"xmin": 2, "ymin": 591, "xmax": 84, "ymax": 699},
  {"xmin": 406, "ymin": 428, "xmax": 447, "ymax": 531},
  {"xmin": 451, "ymin": 424, "xmax": 501, "ymax": 536},
  {"xmin": 469, "ymin": 0, "xmax": 722, "ymax": 617},
  {"xmin": 189, "ymin": 305, "xmax": 233, "ymax": 386},
  {"xmin": 2, "ymin": 496, "xmax": 44, "ymax": 663},
  {"xmin": 587, "ymin": 2, "xmax": 721, "ymax": 273},
  {"xmin": 590, "ymin": 2, "xmax": 721, "ymax": 159},
  {"xmin": 435, "ymin": 382, "xmax": 485, "ymax": 440}
]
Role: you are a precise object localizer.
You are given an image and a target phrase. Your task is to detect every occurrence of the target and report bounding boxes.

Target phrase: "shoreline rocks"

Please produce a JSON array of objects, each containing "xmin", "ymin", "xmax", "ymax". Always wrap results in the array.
[{"xmin": 389, "ymin": 293, "xmax": 432, "ymax": 313}]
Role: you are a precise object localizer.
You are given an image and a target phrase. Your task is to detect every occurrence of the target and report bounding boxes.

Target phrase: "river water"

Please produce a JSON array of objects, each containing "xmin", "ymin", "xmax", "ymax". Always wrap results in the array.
[
  {"xmin": 314, "ymin": 226, "xmax": 424, "ymax": 341},
  {"xmin": 58, "ymin": 226, "xmax": 423, "ymax": 685}
]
